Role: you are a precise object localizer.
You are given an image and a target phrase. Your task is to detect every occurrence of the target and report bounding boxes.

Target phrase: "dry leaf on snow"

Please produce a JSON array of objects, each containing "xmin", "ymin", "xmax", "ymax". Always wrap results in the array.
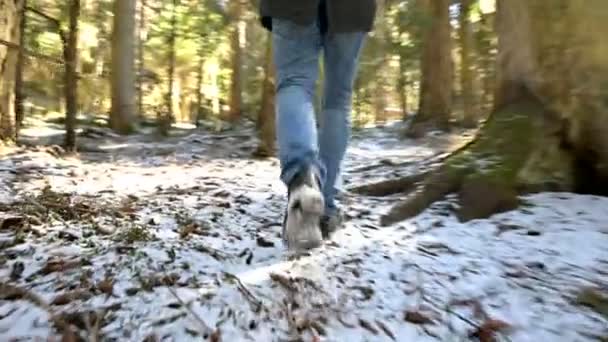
[
  {"xmin": 470, "ymin": 319, "xmax": 512, "ymax": 342},
  {"xmin": 404, "ymin": 310, "xmax": 434, "ymax": 325}
]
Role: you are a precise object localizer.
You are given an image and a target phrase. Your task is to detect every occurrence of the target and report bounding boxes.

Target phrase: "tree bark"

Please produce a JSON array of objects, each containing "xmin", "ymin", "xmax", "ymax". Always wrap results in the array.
[
  {"xmin": 227, "ymin": 0, "xmax": 243, "ymax": 123},
  {"xmin": 493, "ymin": 0, "xmax": 538, "ymax": 110},
  {"xmin": 63, "ymin": 0, "xmax": 80, "ymax": 152},
  {"xmin": 459, "ymin": 0, "xmax": 476, "ymax": 127},
  {"xmin": 137, "ymin": 0, "xmax": 146, "ymax": 122},
  {"xmin": 14, "ymin": 0, "xmax": 26, "ymax": 136},
  {"xmin": 407, "ymin": 0, "xmax": 453, "ymax": 137},
  {"xmin": 373, "ymin": 82, "xmax": 387, "ymax": 125},
  {"xmin": 167, "ymin": 0, "xmax": 177, "ymax": 121},
  {"xmin": 478, "ymin": 12, "xmax": 496, "ymax": 112},
  {"xmin": 395, "ymin": 3, "xmax": 410, "ymax": 122},
  {"xmin": 397, "ymin": 58, "xmax": 408, "ymax": 121},
  {"xmin": 195, "ymin": 44, "xmax": 205, "ymax": 128},
  {"xmin": 254, "ymin": 34, "xmax": 276, "ymax": 157},
  {"xmin": 158, "ymin": 0, "xmax": 177, "ymax": 136},
  {"xmin": 0, "ymin": 0, "xmax": 23, "ymax": 142},
  {"xmin": 91, "ymin": 0, "xmax": 109, "ymax": 79},
  {"xmin": 373, "ymin": 7, "xmax": 390, "ymax": 126},
  {"xmin": 110, "ymin": 0, "xmax": 137, "ymax": 134}
]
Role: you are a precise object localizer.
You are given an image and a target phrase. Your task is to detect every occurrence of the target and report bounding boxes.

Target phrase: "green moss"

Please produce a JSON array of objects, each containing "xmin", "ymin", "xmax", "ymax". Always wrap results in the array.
[
  {"xmin": 117, "ymin": 224, "xmax": 154, "ymax": 244},
  {"xmin": 576, "ymin": 288, "xmax": 608, "ymax": 319},
  {"xmin": 443, "ymin": 100, "xmax": 572, "ymax": 192}
]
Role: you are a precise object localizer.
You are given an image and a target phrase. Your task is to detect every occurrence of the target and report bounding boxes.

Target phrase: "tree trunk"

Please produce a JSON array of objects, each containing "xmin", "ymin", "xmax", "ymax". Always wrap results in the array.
[
  {"xmin": 459, "ymin": 0, "xmax": 476, "ymax": 127},
  {"xmin": 137, "ymin": 0, "xmax": 146, "ymax": 122},
  {"xmin": 493, "ymin": 0, "xmax": 537, "ymax": 110},
  {"xmin": 373, "ymin": 82, "xmax": 387, "ymax": 125},
  {"xmin": 14, "ymin": 0, "xmax": 26, "ymax": 136},
  {"xmin": 63, "ymin": 0, "xmax": 80, "ymax": 152},
  {"xmin": 167, "ymin": 0, "xmax": 177, "ymax": 121},
  {"xmin": 91, "ymin": 0, "xmax": 109, "ymax": 79},
  {"xmin": 478, "ymin": 12, "xmax": 496, "ymax": 112},
  {"xmin": 110, "ymin": 0, "xmax": 137, "ymax": 134},
  {"xmin": 195, "ymin": 45, "xmax": 204, "ymax": 128},
  {"xmin": 397, "ymin": 58, "xmax": 408, "ymax": 121},
  {"xmin": 394, "ymin": 3, "xmax": 409, "ymax": 123},
  {"xmin": 407, "ymin": 0, "xmax": 452, "ymax": 137},
  {"xmin": 373, "ymin": 7, "xmax": 390, "ymax": 126},
  {"xmin": 376, "ymin": 0, "xmax": 608, "ymax": 226},
  {"xmin": 227, "ymin": 0, "xmax": 242, "ymax": 123},
  {"xmin": 0, "ymin": 0, "xmax": 23, "ymax": 142},
  {"xmin": 158, "ymin": 0, "xmax": 177, "ymax": 136},
  {"xmin": 254, "ymin": 34, "xmax": 276, "ymax": 157}
]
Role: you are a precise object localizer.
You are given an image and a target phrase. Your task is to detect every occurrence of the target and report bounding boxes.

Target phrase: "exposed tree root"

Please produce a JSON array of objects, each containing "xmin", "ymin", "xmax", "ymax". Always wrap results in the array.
[
  {"xmin": 349, "ymin": 171, "xmax": 430, "ymax": 197},
  {"xmin": 380, "ymin": 169, "xmax": 465, "ymax": 226},
  {"xmin": 380, "ymin": 97, "xmax": 576, "ymax": 226},
  {"xmin": 349, "ymin": 137, "xmax": 477, "ymax": 197}
]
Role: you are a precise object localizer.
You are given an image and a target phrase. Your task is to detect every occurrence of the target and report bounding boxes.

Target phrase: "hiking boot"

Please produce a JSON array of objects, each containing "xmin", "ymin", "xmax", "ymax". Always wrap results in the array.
[
  {"xmin": 320, "ymin": 208, "xmax": 344, "ymax": 239},
  {"xmin": 282, "ymin": 167, "xmax": 324, "ymax": 251}
]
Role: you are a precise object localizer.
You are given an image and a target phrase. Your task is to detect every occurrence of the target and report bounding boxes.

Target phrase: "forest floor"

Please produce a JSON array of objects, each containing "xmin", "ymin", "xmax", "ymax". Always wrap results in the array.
[{"xmin": 1, "ymin": 121, "xmax": 607, "ymax": 341}]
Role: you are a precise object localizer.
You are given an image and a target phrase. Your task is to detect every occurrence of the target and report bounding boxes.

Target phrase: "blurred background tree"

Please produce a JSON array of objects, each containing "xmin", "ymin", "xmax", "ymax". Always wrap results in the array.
[{"xmin": 2, "ymin": 0, "xmax": 501, "ymax": 139}]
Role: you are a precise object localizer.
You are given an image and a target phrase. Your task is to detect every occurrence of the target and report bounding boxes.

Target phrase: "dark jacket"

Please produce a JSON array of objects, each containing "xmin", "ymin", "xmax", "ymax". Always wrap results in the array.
[{"xmin": 259, "ymin": 0, "xmax": 377, "ymax": 34}]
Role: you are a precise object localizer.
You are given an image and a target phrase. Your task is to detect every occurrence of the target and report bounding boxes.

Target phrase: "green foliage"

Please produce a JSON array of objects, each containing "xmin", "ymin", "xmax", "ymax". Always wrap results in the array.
[{"xmin": 15, "ymin": 0, "xmax": 498, "ymax": 129}]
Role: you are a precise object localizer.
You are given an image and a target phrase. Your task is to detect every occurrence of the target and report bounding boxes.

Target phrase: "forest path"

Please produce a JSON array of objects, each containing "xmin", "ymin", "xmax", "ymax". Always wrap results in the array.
[{"xmin": 1, "ymin": 123, "xmax": 607, "ymax": 341}]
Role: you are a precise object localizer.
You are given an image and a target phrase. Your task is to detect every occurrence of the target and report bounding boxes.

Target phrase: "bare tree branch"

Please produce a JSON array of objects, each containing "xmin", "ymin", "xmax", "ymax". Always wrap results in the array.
[
  {"xmin": 0, "ymin": 39, "xmax": 63, "ymax": 64},
  {"xmin": 26, "ymin": 6, "xmax": 66, "ymax": 42},
  {"xmin": 26, "ymin": 6, "xmax": 61, "ymax": 28}
]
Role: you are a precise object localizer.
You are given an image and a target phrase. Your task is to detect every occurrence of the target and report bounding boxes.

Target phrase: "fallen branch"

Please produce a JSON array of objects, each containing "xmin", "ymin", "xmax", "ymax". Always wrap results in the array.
[
  {"xmin": 444, "ymin": 306, "xmax": 479, "ymax": 329},
  {"xmin": 269, "ymin": 272, "xmax": 296, "ymax": 292},
  {"xmin": 193, "ymin": 244, "xmax": 230, "ymax": 260},
  {"xmin": 0, "ymin": 282, "xmax": 78, "ymax": 340},
  {"xmin": 223, "ymin": 272, "xmax": 263, "ymax": 312},
  {"xmin": 83, "ymin": 309, "xmax": 107, "ymax": 342},
  {"xmin": 23, "ymin": 196, "xmax": 72, "ymax": 230},
  {"xmin": 165, "ymin": 284, "xmax": 212, "ymax": 335}
]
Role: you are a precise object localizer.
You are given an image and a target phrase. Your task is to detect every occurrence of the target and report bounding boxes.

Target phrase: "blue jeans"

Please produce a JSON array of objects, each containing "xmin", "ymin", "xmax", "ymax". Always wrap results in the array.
[{"xmin": 272, "ymin": 18, "xmax": 366, "ymax": 215}]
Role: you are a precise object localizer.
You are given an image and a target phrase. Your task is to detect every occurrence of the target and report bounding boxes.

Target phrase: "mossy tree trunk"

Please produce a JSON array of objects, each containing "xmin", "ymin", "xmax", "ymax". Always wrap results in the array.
[{"xmin": 354, "ymin": 0, "xmax": 608, "ymax": 226}]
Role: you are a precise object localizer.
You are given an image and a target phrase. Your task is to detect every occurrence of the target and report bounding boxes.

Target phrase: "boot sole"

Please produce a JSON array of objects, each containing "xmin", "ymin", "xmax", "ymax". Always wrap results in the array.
[{"xmin": 284, "ymin": 185, "xmax": 324, "ymax": 250}]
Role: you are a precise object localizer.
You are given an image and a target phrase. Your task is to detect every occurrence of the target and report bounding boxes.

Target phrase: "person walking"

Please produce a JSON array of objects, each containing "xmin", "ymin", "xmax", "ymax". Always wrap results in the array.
[{"xmin": 259, "ymin": 0, "xmax": 377, "ymax": 250}]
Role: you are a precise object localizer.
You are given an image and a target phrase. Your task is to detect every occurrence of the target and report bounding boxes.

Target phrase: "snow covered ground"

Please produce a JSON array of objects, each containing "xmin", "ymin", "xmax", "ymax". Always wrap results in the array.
[{"xmin": 1, "ymin": 125, "xmax": 607, "ymax": 341}]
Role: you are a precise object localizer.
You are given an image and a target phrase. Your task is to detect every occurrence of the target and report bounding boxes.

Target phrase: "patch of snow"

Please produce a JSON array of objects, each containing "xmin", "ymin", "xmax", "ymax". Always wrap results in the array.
[{"xmin": 0, "ymin": 130, "xmax": 606, "ymax": 341}]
